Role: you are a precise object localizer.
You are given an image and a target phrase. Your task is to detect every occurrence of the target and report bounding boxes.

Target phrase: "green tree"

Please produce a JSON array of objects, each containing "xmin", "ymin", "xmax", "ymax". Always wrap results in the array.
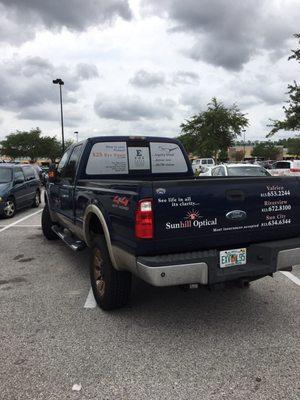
[
  {"xmin": 0, "ymin": 128, "xmax": 43, "ymax": 161},
  {"xmin": 0, "ymin": 129, "xmax": 73, "ymax": 161},
  {"xmin": 179, "ymin": 98, "xmax": 249, "ymax": 159},
  {"xmin": 269, "ymin": 33, "xmax": 300, "ymax": 135},
  {"xmin": 38, "ymin": 137, "xmax": 74, "ymax": 162},
  {"xmin": 251, "ymin": 142, "xmax": 280, "ymax": 160},
  {"xmin": 285, "ymin": 137, "xmax": 300, "ymax": 156},
  {"xmin": 176, "ymin": 133, "xmax": 196, "ymax": 155},
  {"xmin": 218, "ymin": 148, "xmax": 228, "ymax": 162},
  {"xmin": 38, "ymin": 136, "xmax": 62, "ymax": 162}
]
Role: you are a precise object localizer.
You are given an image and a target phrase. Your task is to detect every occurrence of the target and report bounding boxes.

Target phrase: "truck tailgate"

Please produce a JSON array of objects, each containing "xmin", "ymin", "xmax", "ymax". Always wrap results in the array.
[{"xmin": 153, "ymin": 177, "xmax": 300, "ymax": 254}]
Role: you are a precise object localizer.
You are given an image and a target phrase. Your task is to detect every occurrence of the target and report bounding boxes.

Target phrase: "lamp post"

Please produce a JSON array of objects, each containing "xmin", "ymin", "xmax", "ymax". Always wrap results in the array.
[
  {"xmin": 242, "ymin": 129, "xmax": 246, "ymax": 160},
  {"xmin": 74, "ymin": 131, "xmax": 79, "ymax": 143},
  {"xmin": 52, "ymin": 78, "xmax": 65, "ymax": 153}
]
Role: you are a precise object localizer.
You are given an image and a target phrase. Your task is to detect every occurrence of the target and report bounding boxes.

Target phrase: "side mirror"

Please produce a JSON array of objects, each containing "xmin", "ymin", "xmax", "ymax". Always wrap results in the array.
[{"xmin": 48, "ymin": 166, "xmax": 57, "ymax": 183}]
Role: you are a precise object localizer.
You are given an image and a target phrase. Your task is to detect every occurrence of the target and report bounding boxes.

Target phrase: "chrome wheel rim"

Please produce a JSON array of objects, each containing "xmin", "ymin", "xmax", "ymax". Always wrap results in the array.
[
  {"xmin": 93, "ymin": 249, "xmax": 105, "ymax": 297},
  {"xmin": 35, "ymin": 192, "xmax": 40, "ymax": 206},
  {"xmin": 4, "ymin": 200, "xmax": 15, "ymax": 217}
]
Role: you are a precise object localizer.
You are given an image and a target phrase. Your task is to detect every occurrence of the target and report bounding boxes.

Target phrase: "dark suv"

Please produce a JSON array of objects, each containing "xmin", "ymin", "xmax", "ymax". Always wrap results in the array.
[{"xmin": 0, "ymin": 164, "xmax": 41, "ymax": 218}]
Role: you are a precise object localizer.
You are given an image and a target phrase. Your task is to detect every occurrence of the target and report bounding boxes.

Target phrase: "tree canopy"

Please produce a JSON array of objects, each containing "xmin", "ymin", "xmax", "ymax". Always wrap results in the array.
[
  {"xmin": 178, "ymin": 98, "xmax": 248, "ymax": 159},
  {"xmin": 251, "ymin": 142, "xmax": 281, "ymax": 160},
  {"xmin": 0, "ymin": 128, "xmax": 73, "ymax": 162},
  {"xmin": 269, "ymin": 33, "xmax": 300, "ymax": 135},
  {"xmin": 278, "ymin": 137, "xmax": 300, "ymax": 157}
]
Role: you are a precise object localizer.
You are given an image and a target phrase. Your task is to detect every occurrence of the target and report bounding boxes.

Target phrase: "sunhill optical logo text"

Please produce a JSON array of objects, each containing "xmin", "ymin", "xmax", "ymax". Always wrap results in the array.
[{"xmin": 165, "ymin": 209, "xmax": 217, "ymax": 230}]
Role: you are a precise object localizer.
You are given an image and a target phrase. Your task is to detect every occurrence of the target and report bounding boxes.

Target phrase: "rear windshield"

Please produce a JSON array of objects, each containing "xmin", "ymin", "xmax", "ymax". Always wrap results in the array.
[
  {"xmin": 203, "ymin": 159, "xmax": 214, "ymax": 165},
  {"xmin": 292, "ymin": 160, "xmax": 300, "ymax": 168},
  {"xmin": 0, "ymin": 168, "xmax": 12, "ymax": 183},
  {"xmin": 86, "ymin": 141, "xmax": 188, "ymax": 175},
  {"xmin": 227, "ymin": 166, "xmax": 270, "ymax": 176},
  {"xmin": 274, "ymin": 161, "xmax": 291, "ymax": 169}
]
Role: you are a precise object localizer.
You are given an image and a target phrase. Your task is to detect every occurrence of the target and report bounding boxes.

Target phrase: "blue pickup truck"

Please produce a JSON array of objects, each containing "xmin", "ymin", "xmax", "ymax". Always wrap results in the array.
[{"xmin": 42, "ymin": 136, "xmax": 300, "ymax": 310}]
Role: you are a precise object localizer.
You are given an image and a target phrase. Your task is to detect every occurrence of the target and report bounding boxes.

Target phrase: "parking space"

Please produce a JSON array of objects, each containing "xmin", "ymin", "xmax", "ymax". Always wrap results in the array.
[
  {"xmin": 0, "ymin": 207, "xmax": 299, "ymax": 400},
  {"xmin": 0, "ymin": 188, "xmax": 45, "ymax": 230}
]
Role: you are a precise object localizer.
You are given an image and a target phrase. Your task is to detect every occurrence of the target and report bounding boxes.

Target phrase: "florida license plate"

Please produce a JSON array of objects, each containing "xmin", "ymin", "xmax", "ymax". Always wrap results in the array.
[{"xmin": 220, "ymin": 248, "xmax": 247, "ymax": 268}]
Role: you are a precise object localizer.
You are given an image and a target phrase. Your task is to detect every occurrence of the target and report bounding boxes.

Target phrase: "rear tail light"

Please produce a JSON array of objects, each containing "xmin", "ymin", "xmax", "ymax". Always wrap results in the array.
[
  {"xmin": 135, "ymin": 199, "xmax": 154, "ymax": 239},
  {"xmin": 290, "ymin": 168, "xmax": 300, "ymax": 172}
]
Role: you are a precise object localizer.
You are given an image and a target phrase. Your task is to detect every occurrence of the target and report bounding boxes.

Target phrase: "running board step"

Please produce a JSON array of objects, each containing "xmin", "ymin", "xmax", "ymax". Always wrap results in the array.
[{"xmin": 51, "ymin": 225, "xmax": 86, "ymax": 251}]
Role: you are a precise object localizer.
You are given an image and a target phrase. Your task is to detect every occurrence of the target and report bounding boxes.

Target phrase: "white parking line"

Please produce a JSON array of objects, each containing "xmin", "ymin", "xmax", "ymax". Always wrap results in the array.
[
  {"xmin": 0, "ymin": 224, "xmax": 41, "ymax": 228},
  {"xmin": 280, "ymin": 271, "xmax": 300, "ymax": 286},
  {"xmin": 0, "ymin": 209, "xmax": 42, "ymax": 233},
  {"xmin": 84, "ymin": 288, "xmax": 97, "ymax": 308}
]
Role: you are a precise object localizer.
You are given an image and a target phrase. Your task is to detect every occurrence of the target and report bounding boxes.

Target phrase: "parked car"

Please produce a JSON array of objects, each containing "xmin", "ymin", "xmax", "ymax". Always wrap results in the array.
[
  {"xmin": 197, "ymin": 166, "xmax": 213, "ymax": 176},
  {"xmin": 256, "ymin": 160, "xmax": 275, "ymax": 169},
  {"xmin": 192, "ymin": 158, "xmax": 215, "ymax": 174},
  {"xmin": 42, "ymin": 136, "xmax": 300, "ymax": 310},
  {"xmin": 0, "ymin": 164, "xmax": 41, "ymax": 218},
  {"xmin": 41, "ymin": 166, "xmax": 49, "ymax": 186},
  {"xmin": 210, "ymin": 164, "xmax": 271, "ymax": 176},
  {"xmin": 270, "ymin": 160, "xmax": 300, "ymax": 176}
]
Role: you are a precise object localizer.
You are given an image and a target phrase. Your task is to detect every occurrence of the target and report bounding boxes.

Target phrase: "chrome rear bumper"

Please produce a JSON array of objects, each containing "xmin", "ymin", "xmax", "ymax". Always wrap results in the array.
[
  {"xmin": 132, "ymin": 237, "xmax": 300, "ymax": 287},
  {"xmin": 136, "ymin": 261, "xmax": 208, "ymax": 286}
]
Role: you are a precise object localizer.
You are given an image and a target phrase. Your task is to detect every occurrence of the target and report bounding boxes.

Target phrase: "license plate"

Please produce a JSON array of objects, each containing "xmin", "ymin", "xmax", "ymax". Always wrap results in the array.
[{"xmin": 220, "ymin": 248, "xmax": 247, "ymax": 268}]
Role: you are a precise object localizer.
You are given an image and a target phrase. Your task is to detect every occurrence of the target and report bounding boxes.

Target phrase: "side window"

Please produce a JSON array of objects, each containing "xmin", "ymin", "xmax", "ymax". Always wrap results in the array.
[
  {"xmin": 211, "ymin": 167, "xmax": 219, "ymax": 176},
  {"xmin": 274, "ymin": 161, "xmax": 290, "ymax": 169},
  {"xmin": 57, "ymin": 148, "xmax": 72, "ymax": 175},
  {"xmin": 61, "ymin": 145, "xmax": 83, "ymax": 184},
  {"xmin": 219, "ymin": 167, "xmax": 226, "ymax": 176},
  {"xmin": 14, "ymin": 168, "xmax": 25, "ymax": 183},
  {"xmin": 22, "ymin": 166, "xmax": 36, "ymax": 181},
  {"xmin": 56, "ymin": 148, "xmax": 73, "ymax": 183}
]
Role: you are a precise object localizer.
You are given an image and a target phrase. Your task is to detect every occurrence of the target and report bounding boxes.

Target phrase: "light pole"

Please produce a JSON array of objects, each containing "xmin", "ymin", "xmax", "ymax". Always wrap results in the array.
[
  {"xmin": 242, "ymin": 129, "xmax": 246, "ymax": 160},
  {"xmin": 74, "ymin": 131, "xmax": 79, "ymax": 142},
  {"xmin": 53, "ymin": 78, "xmax": 65, "ymax": 153}
]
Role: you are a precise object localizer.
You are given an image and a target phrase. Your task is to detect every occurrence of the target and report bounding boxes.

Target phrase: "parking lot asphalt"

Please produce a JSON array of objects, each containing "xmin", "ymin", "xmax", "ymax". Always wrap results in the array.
[{"xmin": 0, "ymin": 202, "xmax": 299, "ymax": 400}]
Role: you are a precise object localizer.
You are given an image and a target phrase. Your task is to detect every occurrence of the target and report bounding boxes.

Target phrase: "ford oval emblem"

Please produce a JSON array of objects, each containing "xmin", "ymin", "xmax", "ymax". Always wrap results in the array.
[{"xmin": 226, "ymin": 210, "xmax": 247, "ymax": 221}]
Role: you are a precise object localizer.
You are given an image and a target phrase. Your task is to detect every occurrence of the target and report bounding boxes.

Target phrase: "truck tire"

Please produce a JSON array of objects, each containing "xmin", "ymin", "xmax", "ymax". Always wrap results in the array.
[
  {"xmin": 41, "ymin": 205, "xmax": 58, "ymax": 240},
  {"xmin": 90, "ymin": 235, "xmax": 131, "ymax": 310}
]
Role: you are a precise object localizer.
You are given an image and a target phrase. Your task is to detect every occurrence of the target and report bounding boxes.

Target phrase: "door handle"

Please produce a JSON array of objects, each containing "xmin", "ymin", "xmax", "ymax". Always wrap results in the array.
[{"xmin": 226, "ymin": 190, "xmax": 245, "ymax": 202}]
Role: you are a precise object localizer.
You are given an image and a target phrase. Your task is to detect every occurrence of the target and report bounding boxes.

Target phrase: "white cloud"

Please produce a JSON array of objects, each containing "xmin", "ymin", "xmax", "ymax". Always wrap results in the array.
[
  {"xmin": 129, "ymin": 69, "xmax": 165, "ymax": 88},
  {"xmin": 0, "ymin": 0, "xmax": 132, "ymax": 44},
  {"xmin": 94, "ymin": 94, "xmax": 175, "ymax": 121},
  {"xmin": 0, "ymin": 0, "xmax": 299, "ymax": 142}
]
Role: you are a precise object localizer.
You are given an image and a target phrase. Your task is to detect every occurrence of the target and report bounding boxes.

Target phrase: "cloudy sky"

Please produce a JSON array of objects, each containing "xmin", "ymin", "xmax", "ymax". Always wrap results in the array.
[{"xmin": 0, "ymin": 0, "xmax": 299, "ymax": 143}]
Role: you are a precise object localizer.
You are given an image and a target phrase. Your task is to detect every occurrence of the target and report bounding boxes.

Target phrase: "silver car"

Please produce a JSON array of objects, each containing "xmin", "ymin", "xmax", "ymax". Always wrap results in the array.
[{"xmin": 209, "ymin": 163, "xmax": 271, "ymax": 177}]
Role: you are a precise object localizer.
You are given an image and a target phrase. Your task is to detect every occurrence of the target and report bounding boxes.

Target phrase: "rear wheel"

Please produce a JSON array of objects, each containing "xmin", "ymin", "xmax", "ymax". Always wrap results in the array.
[
  {"xmin": 3, "ymin": 198, "xmax": 16, "ymax": 218},
  {"xmin": 32, "ymin": 190, "xmax": 40, "ymax": 208},
  {"xmin": 90, "ymin": 235, "xmax": 132, "ymax": 310},
  {"xmin": 41, "ymin": 205, "xmax": 58, "ymax": 240}
]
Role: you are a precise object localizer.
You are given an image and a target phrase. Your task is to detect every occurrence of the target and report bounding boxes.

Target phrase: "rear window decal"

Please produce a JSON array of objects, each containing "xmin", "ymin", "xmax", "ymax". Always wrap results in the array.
[
  {"xmin": 128, "ymin": 147, "xmax": 150, "ymax": 170},
  {"xmin": 86, "ymin": 142, "xmax": 128, "ymax": 175},
  {"xmin": 150, "ymin": 142, "xmax": 188, "ymax": 173}
]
